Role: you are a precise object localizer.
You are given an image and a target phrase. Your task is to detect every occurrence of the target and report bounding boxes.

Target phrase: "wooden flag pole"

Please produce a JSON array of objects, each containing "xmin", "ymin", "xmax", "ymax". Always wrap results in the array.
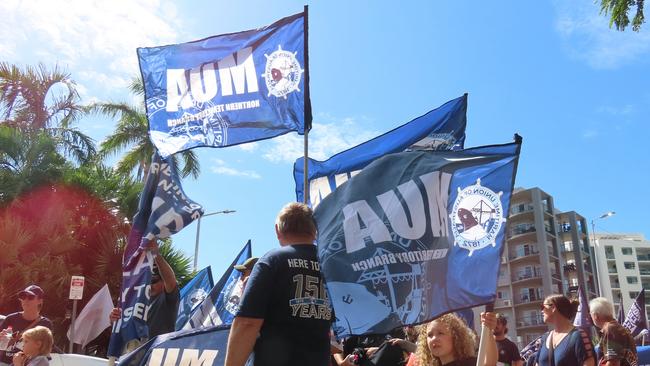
[{"xmin": 476, "ymin": 303, "xmax": 495, "ymax": 366}]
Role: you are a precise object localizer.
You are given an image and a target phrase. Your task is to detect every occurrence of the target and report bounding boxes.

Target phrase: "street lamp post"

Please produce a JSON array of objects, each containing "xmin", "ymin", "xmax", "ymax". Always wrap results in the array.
[
  {"xmin": 194, "ymin": 209, "xmax": 236, "ymax": 272},
  {"xmin": 591, "ymin": 211, "xmax": 615, "ymax": 297}
]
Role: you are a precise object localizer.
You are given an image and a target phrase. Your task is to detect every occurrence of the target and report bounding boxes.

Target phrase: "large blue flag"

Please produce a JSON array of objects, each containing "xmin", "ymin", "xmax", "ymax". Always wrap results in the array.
[
  {"xmin": 108, "ymin": 152, "xmax": 204, "ymax": 357},
  {"xmin": 138, "ymin": 10, "xmax": 310, "ymax": 158},
  {"xmin": 623, "ymin": 288, "xmax": 648, "ymax": 337},
  {"xmin": 175, "ymin": 266, "xmax": 214, "ymax": 331},
  {"xmin": 314, "ymin": 138, "xmax": 521, "ymax": 337},
  {"xmin": 294, "ymin": 94, "xmax": 467, "ymax": 207},
  {"xmin": 181, "ymin": 240, "xmax": 252, "ymax": 329},
  {"xmin": 117, "ymin": 325, "xmax": 230, "ymax": 366}
]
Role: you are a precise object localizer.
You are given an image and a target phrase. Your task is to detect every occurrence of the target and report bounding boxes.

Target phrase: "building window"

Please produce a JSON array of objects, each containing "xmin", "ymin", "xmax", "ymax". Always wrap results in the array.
[
  {"xmin": 624, "ymin": 262, "xmax": 636, "ymax": 270},
  {"xmin": 622, "ymin": 247, "xmax": 633, "ymax": 255},
  {"xmin": 605, "ymin": 246, "xmax": 615, "ymax": 259},
  {"xmin": 627, "ymin": 276, "xmax": 639, "ymax": 284}
]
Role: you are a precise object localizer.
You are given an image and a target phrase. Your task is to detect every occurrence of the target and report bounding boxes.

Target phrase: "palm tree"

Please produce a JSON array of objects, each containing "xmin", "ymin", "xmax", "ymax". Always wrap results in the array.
[
  {"xmin": 90, "ymin": 78, "xmax": 200, "ymax": 181},
  {"xmin": 0, "ymin": 62, "xmax": 96, "ymax": 165},
  {"xmin": 0, "ymin": 125, "xmax": 67, "ymax": 203}
]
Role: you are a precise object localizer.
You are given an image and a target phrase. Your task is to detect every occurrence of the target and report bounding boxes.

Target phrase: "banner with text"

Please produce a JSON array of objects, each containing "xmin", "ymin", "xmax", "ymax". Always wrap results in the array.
[
  {"xmin": 314, "ymin": 139, "xmax": 521, "ymax": 337},
  {"xmin": 294, "ymin": 94, "xmax": 467, "ymax": 207},
  {"xmin": 181, "ymin": 241, "xmax": 252, "ymax": 329},
  {"xmin": 108, "ymin": 152, "xmax": 204, "ymax": 357},
  {"xmin": 117, "ymin": 325, "xmax": 230, "ymax": 366},
  {"xmin": 138, "ymin": 11, "xmax": 309, "ymax": 158}
]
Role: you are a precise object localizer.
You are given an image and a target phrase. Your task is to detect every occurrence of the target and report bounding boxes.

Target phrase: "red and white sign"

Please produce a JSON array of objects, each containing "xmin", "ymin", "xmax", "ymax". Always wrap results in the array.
[{"xmin": 69, "ymin": 276, "xmax": 85, "ymax": 300}]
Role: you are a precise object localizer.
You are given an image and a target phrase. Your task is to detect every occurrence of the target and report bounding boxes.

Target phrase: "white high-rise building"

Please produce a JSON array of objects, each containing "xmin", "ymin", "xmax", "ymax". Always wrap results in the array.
[{"xmin": 592, "ymin": 233, "xmax": 650, "ymax": 320}]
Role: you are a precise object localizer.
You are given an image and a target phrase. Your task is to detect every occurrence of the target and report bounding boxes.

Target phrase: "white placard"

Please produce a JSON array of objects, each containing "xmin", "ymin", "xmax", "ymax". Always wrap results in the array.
[{"xmin": 69, "ymin": 275, "xmax": 85, "ymax": 300}]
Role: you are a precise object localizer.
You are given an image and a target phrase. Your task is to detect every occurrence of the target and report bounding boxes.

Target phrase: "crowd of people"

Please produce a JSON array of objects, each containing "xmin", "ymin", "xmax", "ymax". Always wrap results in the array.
[{"xmin": 0, "ymin": 202, "xmax": 642, "ymax": 366}]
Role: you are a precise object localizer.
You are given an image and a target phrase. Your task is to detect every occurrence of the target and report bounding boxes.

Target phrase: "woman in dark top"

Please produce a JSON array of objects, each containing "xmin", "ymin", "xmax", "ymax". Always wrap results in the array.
[
  {"xmin": 412, "ymin": 312, "xmax": 497, "ymax": 366},
  {"xmin": 535, "ymin": 294, "xmax": 595, "ymax": 366}
]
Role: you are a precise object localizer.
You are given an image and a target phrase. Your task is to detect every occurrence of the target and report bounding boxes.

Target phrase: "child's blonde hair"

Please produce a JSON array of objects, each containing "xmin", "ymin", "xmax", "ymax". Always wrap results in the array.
[{"xmin": 22, "ymin": 326, "xmax": 53, "ymax": 356}]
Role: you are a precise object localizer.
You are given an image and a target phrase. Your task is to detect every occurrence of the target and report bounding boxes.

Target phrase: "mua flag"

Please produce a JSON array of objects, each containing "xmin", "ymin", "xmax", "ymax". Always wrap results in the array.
[
  {"xmin": 117, "ymin": 325, "xmax": 230, "ymax": 366},
  {"xmin": 617, "ymin": 296, "xmax": 626, "ymax": 324},
  {"xmin": 138, "ymin": 10, "xmax": 310, "ymax": 158},
  {"xmin": 294, "ymin": 94, "xmax": 467, "ymax": 207},
  {"xmin": 175, "ymin": 266, "xmax": 214, "ymax": 331},
  {"xmin": 108, "ymin": 152, "xmax": 204, "ymax": 357},
  {"xmin": 623, "ymin": 288, "xmax": 648, "ymax": 337},
  {"xmin": 573, "ymin": 286, "xmax": 594, "ymax": 338},
  {"xmin": 314, "ymin": 138, "xmax": 521, "ymax": 337},
  {"xmin": 182, "ymin": 240, "xmax": 252, "ymax": 329}
]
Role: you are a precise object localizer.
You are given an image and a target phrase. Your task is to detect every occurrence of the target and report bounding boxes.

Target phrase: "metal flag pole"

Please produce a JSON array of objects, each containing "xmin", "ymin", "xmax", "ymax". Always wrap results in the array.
[{"xmin": 302, "ymin": 4, "xmax": 311, "ymax": 205}]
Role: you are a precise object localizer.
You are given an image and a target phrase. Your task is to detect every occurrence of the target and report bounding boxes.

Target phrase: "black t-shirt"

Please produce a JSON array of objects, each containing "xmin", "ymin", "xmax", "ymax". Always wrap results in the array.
[
  {"xmin": 444, "ymin": 357, "xmax": 477, "ymax": 366},
  {"xmin": 496, "ymin": 337, "xmax": 523, "ymax": 365},
  {"xmin": 147, "ymin": 286, "xmax": 180, "ymax": 338},
  {"xmin": 237, "ymin": 244, "xmax": 333, "ymax": 366},
  {"xmin": 0, "ymin": 312, "xmax": 52, "ymax": 363}
]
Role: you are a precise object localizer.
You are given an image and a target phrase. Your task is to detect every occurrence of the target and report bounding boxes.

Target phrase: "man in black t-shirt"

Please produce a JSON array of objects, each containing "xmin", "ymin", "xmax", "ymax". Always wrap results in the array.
[
  {"xmin": 494, "ymin": 314, "xmax": 523, "ymax": 366},
  {"xmin": 225, "ymin": 202, "xmax": 333, "ymax": 366}
]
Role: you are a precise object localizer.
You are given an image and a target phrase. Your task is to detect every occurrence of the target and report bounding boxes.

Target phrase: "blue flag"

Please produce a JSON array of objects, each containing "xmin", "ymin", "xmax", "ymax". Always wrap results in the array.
[
  {"xmin": 520, "ymin": 335, "xmax": 543, "ymax": 364},
  {"xmin": 108, "ymin": 152, "xmax": 204, "ymax": 357},
  {"xmin": 138, "ymin": 10, "xmax": 310, "ymax": 158},
  {"xmin": 623, "ymin": 288, "xmax": 648, "ymax": 337},
  {"xmin": 175, "ymin": 266, "xmax": 214, "ymax": 331},
  {"xmin": 314, "ymin": 138, "xmax": 521, "ymax": 337},
  {"xmin": 182, "ymin": 240, "xmax": 252, "ymax": 329},
  {"xmin": 116, "ymin": 325, "xmax": 230, "ymax": 366},
  {"xmin": 294, "ymin": 94, "xmax": 467, "ymax": 206}
]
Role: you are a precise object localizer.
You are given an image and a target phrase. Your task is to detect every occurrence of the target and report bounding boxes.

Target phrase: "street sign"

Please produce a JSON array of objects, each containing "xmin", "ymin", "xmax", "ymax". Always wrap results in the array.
[{"xmin": 69, "ymin": 276, "xmax": 85, "ymax": 300}]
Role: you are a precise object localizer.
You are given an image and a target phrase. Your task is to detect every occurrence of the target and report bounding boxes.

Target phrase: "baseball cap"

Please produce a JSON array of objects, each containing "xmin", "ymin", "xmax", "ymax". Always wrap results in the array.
[
  {"xmin": 496, "ymin": 313, "xmax": 507, "ymax": 325},
  {"xmin": 19, "ymin": 285, "xmax": 44, "ymax": 299},
  {"xmin": 234, "ymin": 257, "xmax": 259, "ymax": 272}
]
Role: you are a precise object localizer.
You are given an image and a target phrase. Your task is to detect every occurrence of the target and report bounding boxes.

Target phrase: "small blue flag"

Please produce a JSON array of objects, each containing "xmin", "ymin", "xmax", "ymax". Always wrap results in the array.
[
  {"xmin": 294, "ymin": 94, "xmax": 467, "ymax": 207},
  {"xmin": 175, "ymin": 267, "xmax": 214, "ymax": 331},
  {"xmin": 520, "ymin": 335, "xmax": 543, "ymax": 364},
  {"xmin": 618, "ymin": 296, "xmax": 626, "ymax": 324},
  {"xmin": 623, "ymin": 288, "xmax": 648, "ymax": 337},
  {"xmin": 573, "ymin": 286, "xmax": 594, "ymax": 340},
  {"xmin": 314, "ymin": 138, "xmax": 521, "ymax": 337},
  {"xmin": 116, "ymin": 325, "xmax": 231, "ymax": 366},
  {"xmin": 108, "ymin": 152, "xmax": 204, "ymax": 357},
  {"xmin": 138, "ymin": 10, "xmax": 310, "ymax": 158},
  {"xmin": 181, "ymin": 240, "xmax": 252, "ymax": 329}
]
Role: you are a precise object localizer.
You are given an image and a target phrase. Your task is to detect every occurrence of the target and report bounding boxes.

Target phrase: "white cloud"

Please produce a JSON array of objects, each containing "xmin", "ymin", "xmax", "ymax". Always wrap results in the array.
[
  {"xmin": 554, "ymin": 1, "xmax": 650, "ymax": 69},
  {"xmin": 0, "ymin": 0, "xmax": 183, "ymax": 102},
  {"xmin": 210, "ymin": 158, "xmax": 261, "ymax": 179},
  {"xmin": 596, "ymin": 104, "xmax": 634, "ymax": 116},
  {"xmin": 262, "ymin": 116, "xmax": 378, "ymax": 164}
]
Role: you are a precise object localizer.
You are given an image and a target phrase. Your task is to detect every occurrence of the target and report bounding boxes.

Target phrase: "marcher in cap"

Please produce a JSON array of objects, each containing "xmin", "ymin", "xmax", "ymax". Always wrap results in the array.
[
  {"xmin": 0, "ymin": 285, "xmax": 52, "ymax": 366},
  {"xmin": 234, "ymin": 257, "xmax": 258, "ymax": 291}
]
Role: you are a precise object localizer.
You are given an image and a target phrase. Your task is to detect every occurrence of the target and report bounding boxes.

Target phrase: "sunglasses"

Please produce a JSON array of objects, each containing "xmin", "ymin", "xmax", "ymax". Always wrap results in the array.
[{"xmin": 19, "ymin": 294, "xmax": 37, "ymax": 301}]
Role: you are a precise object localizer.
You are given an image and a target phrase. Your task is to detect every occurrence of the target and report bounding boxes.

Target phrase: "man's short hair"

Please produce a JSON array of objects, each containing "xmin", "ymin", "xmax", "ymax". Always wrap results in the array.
[
  {"xmin": 496, "ymin": 313, "xmax": 507, "ymax": 325},
  {"xmin": 275, "ymin": 202, "xmax": 317, "ymax": 237},
  {"xmin": 589, "ymin": 297, "xmax": 614, "ymax": 318}
]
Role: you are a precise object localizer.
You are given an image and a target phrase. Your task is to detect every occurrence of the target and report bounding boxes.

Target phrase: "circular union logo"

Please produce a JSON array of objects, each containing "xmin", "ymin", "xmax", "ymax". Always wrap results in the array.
[
  {"xmin": 449, "ymin": 178, "xmax": 506, "ymax": 256},
  {"xmin": 262, "ymin": 45, "xmax": 303, "ymax": 99}
]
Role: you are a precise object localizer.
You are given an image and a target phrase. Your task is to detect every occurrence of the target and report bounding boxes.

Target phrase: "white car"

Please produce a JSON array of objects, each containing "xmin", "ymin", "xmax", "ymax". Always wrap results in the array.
[{"xmin": 50, "ymin": 353, "xmax": 108, "ymax": 366}]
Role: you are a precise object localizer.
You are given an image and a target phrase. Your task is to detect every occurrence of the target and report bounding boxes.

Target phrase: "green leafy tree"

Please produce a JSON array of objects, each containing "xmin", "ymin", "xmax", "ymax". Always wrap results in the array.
[
  {"xmin": 0, "ymin": 62, "xmax": 96, "ymax": 165},
  {"xmin": 600, "ymin": 0, "xmax": 645, "ymax": 31},
  {"xmin": 89, "ymin": 78, "xmax": 200, "ymax": 181}
]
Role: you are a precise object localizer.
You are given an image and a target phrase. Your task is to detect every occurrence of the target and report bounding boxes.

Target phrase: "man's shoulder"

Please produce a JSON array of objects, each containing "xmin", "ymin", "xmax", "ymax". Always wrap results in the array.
[{"xmin": 263, "ymin": 244, "xmax": 315, "ymax": 259}]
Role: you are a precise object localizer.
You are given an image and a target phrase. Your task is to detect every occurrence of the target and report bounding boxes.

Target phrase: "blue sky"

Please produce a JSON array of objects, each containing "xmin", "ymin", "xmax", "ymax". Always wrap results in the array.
[{"xmin": 2, "ymin": 0, "xmax": 649, "ymax": 277}]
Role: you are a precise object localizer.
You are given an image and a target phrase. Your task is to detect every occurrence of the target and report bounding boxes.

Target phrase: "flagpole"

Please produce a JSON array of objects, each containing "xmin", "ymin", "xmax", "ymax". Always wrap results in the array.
[
  {"xmin": 476, "ymin": 303, "xmax": 494, "ymax": 366},
  {"xmin": 303, "ymin": 4, "xmax": 311, "ymax": 205}
]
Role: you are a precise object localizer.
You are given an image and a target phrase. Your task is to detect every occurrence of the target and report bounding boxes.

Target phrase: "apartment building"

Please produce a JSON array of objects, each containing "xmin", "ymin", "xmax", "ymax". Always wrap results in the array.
[
  {"xmin": 592, "ymin": 233, "xmax": 650, "ymax": 322},
  {"xmin": 492, "ymin": 187, "xmax": 598, "ymax": 347}
]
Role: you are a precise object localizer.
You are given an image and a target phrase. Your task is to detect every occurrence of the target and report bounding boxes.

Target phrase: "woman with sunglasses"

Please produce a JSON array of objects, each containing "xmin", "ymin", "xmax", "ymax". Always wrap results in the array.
[
  {"xmin": 535, "ymin": 294, "xmax": 595, "ymax": 366},
  {"xmin": 0, "ymin": 285, "xmax": 52, "ymax": 366}
]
